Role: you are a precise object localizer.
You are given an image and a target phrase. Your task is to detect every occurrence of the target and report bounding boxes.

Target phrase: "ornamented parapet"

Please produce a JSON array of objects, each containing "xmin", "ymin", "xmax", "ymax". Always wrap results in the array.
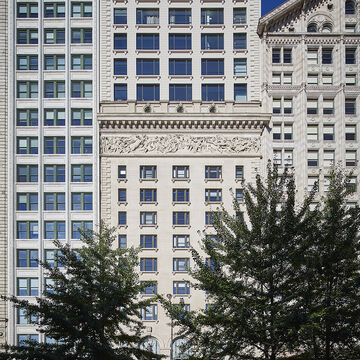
[{"xmin": 100, "ymin": 134, "xmax": 261, "ymax": 155}]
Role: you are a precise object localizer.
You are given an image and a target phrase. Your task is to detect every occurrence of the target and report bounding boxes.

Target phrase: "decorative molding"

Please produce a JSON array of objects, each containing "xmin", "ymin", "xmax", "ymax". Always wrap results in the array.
[{"xmin": 100, "ymin": 135, "xmax": 261, "ymax": 155}]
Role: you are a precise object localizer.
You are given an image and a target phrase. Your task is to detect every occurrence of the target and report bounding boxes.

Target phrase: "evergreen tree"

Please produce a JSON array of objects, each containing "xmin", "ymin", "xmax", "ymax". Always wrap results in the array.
[{"xmin": 1, "ymin": 224, "xmax": 163, "ymax": 360}]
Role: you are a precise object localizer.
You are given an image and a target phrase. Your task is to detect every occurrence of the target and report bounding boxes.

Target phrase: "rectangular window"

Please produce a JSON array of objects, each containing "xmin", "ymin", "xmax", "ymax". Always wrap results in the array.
[
  {"xmin": 17, "ymin": 55, "xmax": 38, "ymax": 70},
  {"xmin": 17, "ymin": 3, "xmax": 38, "ymax": 18},
  {"xmin": 173, "ymin": 258, "xmax": 189, "ymax": 272},
  {"xmin": 71, "ymin": 193, "xmax": 93, "ymax": 211},
  {"xmin": 44, "ymin": 137, "xmax": 65, "ymax": 154},
  {"xmin": 140, "ymin": 189, "xmax": 157, "ymax": 202},
  {"xmin": 45, "ymin": 109, "xmax": 65, "ymax": 126},
  {"xmin": 346, "ymin": 150, "xmax": 357, "ymax": 167},
  {"xmin": 169, "ymin": 59, "xmax": 192, "ymax": 75},
  {"xmin": 71, "ymin": 54, "xmax": 92, "ymax": 70},
  {"xmin": 44, "ymin": 28, "xmax": 65, "ymax": 44},
  {"xmin": 17, "ymin": 29, "xmax": 38, "ymax": 44},
  {"xmin": 71, "ymin": 2, "xmax": 92, "ymax": 17},
  {"xmin": 324, "ymin": 150, "xmax": 335, "ymax": 167},
  {"xmin": 233, "ymin": 34, "xmax": 246, "ymax": 49},
  {"xmin": 173, "ymin": 212, "xmax": 189, "ymax": 225},
  {"xmin": 44, "ymin": 193, "xmax": 65, "ymax": 211},
  {"xmin": 273, "ymin": 149, "xmax": 282, "ymax": 165},
  {"xmin": 17, "ymin": 334, "xmax": 39, "ymax": 345},
  {"xmin": 284, "ymin": 150, "xmax": 294, "ymax": 166},
  {"xmin": 202, "ymin": 84, "xmax": 224, "ymax": 101},
  {"xmin": 308, "ymin": 176, "xmax": 319, "ymax": 192},
  {"xmin": 322, "ymin": 48, "xmax": 332, "ymax": 64},
  {"xmin": 234, "ymin": 59, "xmax": 246, "ymax": 75},
  {"xmin": 284, "ymin": 98, "xmax": 292, "ymax": 114},
  {"xmin": 71, "ymin": 221, "xmax": 92, "ymax": 239},
  {"xmin": 345, "ymin": 48, "xmax": 356, "ymax": 64},
  {"xmin": 201, "ymin": 59, "xmax": 224, "ymax": 75},
  {"xmin": 345, "ymin": 98, "xmax": 356, "ymax": 115},
  {"xmin": 140, "ymin": 212, "xmax": 157, "ymax": 225},
  {"xmin": 17, "ymin": 165, "xmax": 38, "ymax": 183},
  {"xmin": 44, "ymin": 81, "xmax": 65, "ymax": 98},
  {"xmin": 235, "ymin": 166, "xmax": 244, "ymax": 179},
  {"xmin": 169, "ymin": 34, "xmax": 191, "ymax": 50},
  {"xmin": 114, "ymin": 59, "xmax": 127, "ymax": 75},
  {"xmin": 283, "ymin": 48, "xmax": 292, "ymax": 63},
  {"xmin": 71, "ymin": 109, "xmax": 92, "ymax": 127},
  {"xmin": 307, "ymin": 99, "xmax": 318, "ymax": 115},
  {"xmin": 201, "ymin": 8, "xmax": 223, "ymax": 24},
  {"xmin": 17, "ymin": 278, "xmax": 38, "ymax": 296},
  {"xmin": 233, "ymin": 8, "xmax": 246, "ymax": 24},
  {"xmin": 71, "ymin": 81, "xmax": 92, "ymax": 98},
  {"xmin": 347, "ymin": 177, "xmax": 357, "ymax": 192},
  {"xmin": 272, "ymin": 73, "xmax": 281, "ymax": 85},
  {"xmin": 173, "ymin": 281, "xmax": 190, "ymax": 295},
  {"xmin": 169, "ymin": 9, "xmax": 191, "ymax": 24},
  {"xmin": 136, "ymin": 59, "xmax": 159, "ymax": 75},
  {"xmin": 205, "ymin": 166, "xmax": 222, "ymax": 179},
  {"xmin": 44, "ymin": 221, "xmax": 66, "ymax": 240},
  {"xmin": 114, "ymin": 8, "xmax": 127, "ymax": 24},
  {"xmin": 16, "ymin": 221, "xmax": 38, "ymax": 239},
  {"xmin": 205, "ymin": 189, "xmax": 222, "ymax": 202},
  {"xmin": 118, "ymin": 166, "xmax": 127, "ymax": 179},
  {"xmin": 173, "ymin": 166, "xmax": 189, "ymax": 179},
  {"xmin": 118, "ymin": 212, "xmax": 127, "ymax": 225},
  {"xmin": 137, "ymin": 84, "xmax": 159, "ymax": 101},
  {"xmin": 173, "ymin": 189, "xmax": 189, "ymax": 202},
  {"xmin": 71, "ymin": 28, "xmax": 92, "ymax": 43},
  {"xmin": 201, "ymin": 34, "xmax": 224, "ymax": 50},
  {"xmin": 136, "ymin": 8, "xmax": 159, "ymax": 24},
  {"xmin": 17, "ymin": 250, "xmax": 38, "ymax": 268},
  {"xmin": 142, "ymin": 305, "xmax": 157, "ymax": 320},
  {"xmin": 345, "ymin": 24, "xmax": 356, "ymax": 32},
  {"xmin": 136, "ymin": 34, "xmax": 159, "ymax": 50},
  {"xmin": 114, "ymin": 34, "xmax": 127, "ymax": 49},
  {"xmin": 140, "ymin": 235, "xmax": 157, "ymax": 248},
  {"xmin": 140, "ymin": 258, "xmax": 157, "ymax": 272},
  {"xmin": 140, "ymin": 166, "xmax": 157, "ymax": 179},
  {"xmin": 322, "ymin": 74, "xmax": 333, "ymax": 85},
  {"xmin": 272, "ymin": 48, "xmax": 281, "ymax": 63},
  {"xmin": 173, "ymin": 235, "xmax": 190, "ymax": 248},
  {"xmin": 141, "ymin": 282, "xmax": 157, "ymax": 295},
  {"xmin": 234, "ymin": 84, "xmax": 247, "ymax": 101},
  {"xmin": 346, "ymin": 74, "xmax": 356, "ymax": 85},
  {"xmin": 323, "ymin": 125, "xmax": 334, "ymax": 141},
  {"xmin": 307, "ymin": 125, "xmax": 318, "ymax": 141},
  {"xmin": 283, "ymin": 73, "xmax": 292, "ymax": 84},
  {"xmin": 307, "ymin": 49, "xmax": 318, "ymax": 64},
  {"xmin": 273, "ymin": 124, "xmax": 281, "ymax": 140},
  {"xmin": 345, "ymin": 125, "xmax": 356, "ymax": 140},
  {"xmin": 235, "ymin": 189, "xmax": 244, "ymax": 202},
  {"xmin": 169, "ymin": 84, "xmax": 192, "ymax": 101},
  {"xmin": 307, "ymin": 73, "xmax": 318, "ymax": 85},
  {"xmin": 323, "ymin": 99, "xmax": 334, "ymax": 115},
  {"xmin": 44, "ymin": 3, "xmax": 65, "ymax": 17},
  {"xmin": 17, "ymin": 81, "xmax": 38, "ymax": 98},
  {"xmin": 71, "ymin": 165, "xmax": 93, "ymax": 182},
  {"xmin": 205, "ymin": 212, "xmax": 219, "ymax": 225},
  {"xmin": 307, "ymin": 150, "xmax": 319, "ymax": 167},
  {"xmin": 16, "ymin": 137, "xmax": 38, "ymax": 154},
  {"xmin": 272, "ymin": 99, "xmax": 281, "ymax": 114},
  {"xmin": 17, "ymin": 193, "xmax": 38, "ymax": 211},
  {"xmin": 44, "ymin": 55, "xmax": 65, "ymax": 70},
  {"xmin": 44, "ymin": 249, "xmax": 64, "ymax": 268},
  {"xmin": 17, "ymin": 109, "xmax": 38, "ymax": 127},
  {"xmin": 284, "ymin": 124, "xmax": 293, "ymax": 140},
  {"xmin": 114, "ymin": 84, "xmax": 127, "ymax": 101},
  {"xmin": 119, "ymin": 235, "xmax": 127, "ymax": 248},
  {"xmin": 118, "ymin": 189, "xmax": 126, "ymax": 202},
  {"xmin": 71, "ymin": 136, "xmax": 92, "ymax": 154}
]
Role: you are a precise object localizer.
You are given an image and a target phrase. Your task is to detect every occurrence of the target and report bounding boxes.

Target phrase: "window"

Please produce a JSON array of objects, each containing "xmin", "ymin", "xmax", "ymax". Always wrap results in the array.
[
  {"xmin": 45, "ymin": 109, "xmax": 65, "ymax": 126},
  {"xmin": 346, "ymin": 48, "xmax": 356, "ymax": 64},
  {"xmin": 322, "ymin": 48, "xmax": 332, "ymax": 64},
  {"xmin": 345, "ymin": 0, "xmax": 356, "ymax": 15},
  {"xmin": 284, "ymin": 150, "xmax": 293, "ymax": 167},
  {"xmin": 308, "ymin": 150, "xmax": 319, "ymax": 167},
  {"xmin": 71, "ymin": 137, "xmax": 92, "ymax": 154},
  {"xmin": 17, "ymin": 29, "xmax": 38, "ymax": 44},
  {"xmin": 71, "ymin": 54, "xmax": 92, "ymax": 70},
  {"xmin": 346, "ymin": 74, "xmax": 356, "ymax": 85},
  {"xmin": 283, "ymin": 73, "xmax": 292, "ymax": 84},
  {"xmin": 307, "ymin": 99, "xmax": 318, "ymax": 115},
  {"xmin": 114, "ymin": 84, "xmax": 127, "ymax": 101},
  {"xmin": 307, "ymin": 23, "xmax": 317, "ymax": 32},
  {"xmin": 169, "ymin": 84, "xmax": 192, "ymax": 101},
  {"xmin": 272, "ymin": 73, "xmax": 281, "ymax": 85},
  {"xmin": 169, "ymin": 59, "xmax": 192, "ymax": 75},
  {"xmin": 307, "ymin": 125, "xmax": 318, "ymax": 141},
  {"xmin": 273, "ymin": 99, "xmax": 281, "ymax": 114},
  {"xmin": 17, "ymin": 3, "xmax": 38, "ymax": 18},
  {"xmin": 347, "ymin": 177, "xmax": 357, "ymax": 192},
  {"xmin": 345, "ymin": 98, "xmax": 356, "ymax": 115},
  {"xmin": 233, "ymin": 8, "xmax": 246, "ymax": 24},
  {"xmin": 173, "ymin": 212, "xmax": 189, "ymax": 225},
  {"xmin": 173, "ymin": 166, "xmax": 189, "ymax": 179},
  {"xmin": 17, "ymin": 109, "xmax": 38, "ymax": 127},
  {"xmin": 324, "ymin": 150, "xmax": 335, "ymax": 167},
  {"xmin": 45, "ymin": 249, "xmax": 64, "ymax": 267},
  {"xmin": 236, "ymin": 166, "xmax": 244, "ymax": 179},
  {"xmin": 71, "ymin": 81, "xmax": 92, "ymax": 98},
  {"xmin": 17, "ymin": 55, "xmax": 38, "ymax": 70},
  {"xmin": 118, "ymin": 166, "xmax": 127, "ymax": 179},
  {"xmin": 140, "ymin": 235, "xmax": 157, "ymax": 248},
  {"xmin": 16, "ymin": 137, "xmax": 38, "ymax": 154},
  {"xmin": 44, "ymin": 137, "xmax": 65, "ymax": 154},
  {"xmin": 114, "ymin": 59, "xmax": 127, "ymax": 75},
  {"xmin": 44, "ymin": 55, "xmax": 65, "ymax": 70},
  {"xmin": 44, "ymin": 29, "xmax": 65, "ymax": 44},
  {"xmin": 44, "ymin": 81, "xmax": 65, "ymax": 98},
  {"xmin": 140, "ymin": 212, "xmax": 157, "ymax": 225},
  {"xmin": 71, "ymin": 193, "xmax": 93, "ymax": 211},
  {"xmin": 72, "ymin": 108, "xmax": 92, "ymax": 126},
  {"xmin": 345, "ymin": 125, "xmax": 356, "ymax": 140},
  {"xmin": 345, "ymin": 24, "xmax": 356, "ymax": 32},
  {"xmin": 173, "ymin": 189, "xmax": 189, "ymax": 202},
  {"xmin": 169, "ymin": 34, "xmax": 191, "ymax": 50},
  {"xmin": 173, "ymin": 281, "xmax": 190, "ymax": 295},
  {"xmin": 17, "ymin": 250, "xmax": 38, "ymax": 268},
  {"xmin": 119, "ymin": 235, "xmax": 127, "ymax": 248},
  {"xmin": 44, "ymin": 221, "xmax": 66, "ymax": 239},
  {"xmin": 308, "ymin": 176, "xmax": 319, "ymax": 192},
  {"xmin": 44, "ymin": 165, "xmax": 65, "ymax": 182},
  {"xmin": 323, "ymin": 125, "xmax": 334, "ymax": 141},
  {"xmin": 140, "ymin": 189, "xmax": 157, "ymax": 202},
  {"xmin": 205, "ymin": 189, "xmax": 222, "ymax": 202},
  {"xmin": 273, "ymin": 125, "xmax": 281, "ymax": 140},
  {"xmin": 201, "ymin": 59, "xmax": 224, "ymax": 76},
  {"xmin": 137, "ymin": 84, "xmax": 159, "ymax": 101},
  {"xmin": 140, "ymin": 166, "xmax": 157, "ymax": 179},
  {"xmin": 118, "ymin": 212, "xmax": 127, "ymax": 225},
  {"xmin": 323, "ymin": 99, "xmax": 334, "ymax": 115},
  {"xmin": 136, "ymin": 34, "xmax": 159, "ymax": 50},
  {"xmin": 283, "ymin": 98, "xmax": 292, "ymax": 114},
  {"xmin": 169, "ymin": 9, "xmax": 191, "ymax": 24},
  {"xmin": 44, "ymin": 193, "xmax": 65, "ymax": 211},
  {"xmin": 235, "ymin": 189, "xmax": 243, "ymax": 202},
  {"xmin": 283, "ymin": 48, "xmax": 292, "ymax": 63},
  {"xmin": 322, "ymin": 74, "xmax": 333, "ymax": 85},
  {"xmin": 202, "ymin": 84, "xmax": 224, "ymax": 101},
  {"xmin": 17, "ymin": 165, "xmax": 38, "ymax": 183},
  {"xmin": 71, "ymin": 164, "xmax": 92, "ymax": 182},
  {"xmin": 114, "ymin": 9, "xmax": 127, "ymax": 24},
  {"xmin": 136, "ymin": 59, "xmax": 159, "ymax": 75},
  {"xmin": 136, "ymin": 9, "xmax": 159, "ymax": 24},
  {"xmin": 173, "ymin": 235, "xmax": 190, "ymax": 248},
  {"xmin": 17, "ymin": 81, "xmax": 38, "ymax": 98},
  {"xmin": 206, "ymin": 212, "xmax": 219, "ymax": 225},
  {"xmin": 234, "ymin": 84, "xmax": 247, "ymax": 101},
  {"xmin": 308, "ymin": 49, "xmax": 319, "ymax": 65},
  {"xmin": 71, "ymin": 2, "xmax": 92, "ymax": 17},
  {"xmin": 17, "ymin": 334, "xmax": 39, "ymax": 345},
  {"xmin": 282, "ymin": 125, "xmax": 293, "ymax": 140},
  {"xmin": 346, "ymin": 150, "xmax": 357, "ymax": 167},
  {"xmin": 173, "ymin": 258, "xmax": 189, "ymax": 272},
  {"xmin": 71, "ymin": 221, "xmax": 92, "ymax": 239},
  {"xmin": 116, "ymin": 189, "xmax": 126, "ymax": 203},
  {"xmin": 201, "ymin": 34, "xmax": 224, "ymax": 50},
  {"xmin": 234, "ymin": 59, "xmax": 247, "ymax": 75},
  {"xmin": 142, "ymin": 305, "xmax": 158, "ymax": 320},
  {"xmin": 44, "ymin": 3, "xmax": 65, "ymax": 17},
  {"xmin": 71, "ymin": 28, "xmax": 92, "ymax": 43},
  {"xmin": 205, "ymin": 166, "xmax": 222, "ymax": 179},
  {"xmin": 307, "ymin": 73, "xmax": 318, "ymax": 85},
  {"xmin": 140, "ymin": 258, "xmax": 157, "ymax": 272},
  {"xmin": 17, "ymin": 221, "xmax": 38, "ymax": 239},
  {"xmin": 141, "ymin": 282, "xmax": 157, "ymax": 295},
  {"xmin": 17, "ymin": 278, "xmax": 38, "ymax": 296},
  {"xmin": 114, "ymin": 34, "xmax": 127, "ymax": 49},
  {"xmin": 17, "ymin": 193, "xmax": 38, "ymax": 211},
  {"xmin": 273, "ymin": 150, "xmax": 282, "ymax": 165},
  {"xmin": 233, "ymin": 34, "xmax": 246, "ymax": 50},
  {"xmin": 201, "ymin": 9, "xmax": 223, "ymax": 24},
  {"xmin": 272, "ymin": 48, "xmax": 281, "ymax": 63}
]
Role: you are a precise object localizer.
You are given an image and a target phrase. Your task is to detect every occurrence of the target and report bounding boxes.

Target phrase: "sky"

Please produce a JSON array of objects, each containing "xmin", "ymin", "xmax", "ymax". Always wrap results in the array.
[{"xmin": 262, "ymin": 0, "xmax": 287, "ymax": 16}]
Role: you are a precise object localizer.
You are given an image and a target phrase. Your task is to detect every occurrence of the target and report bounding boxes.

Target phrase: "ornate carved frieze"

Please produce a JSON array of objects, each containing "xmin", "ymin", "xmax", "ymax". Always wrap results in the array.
[{"xmin": 100, "ymin": 134, "xmax": 261, "ymax": 155}]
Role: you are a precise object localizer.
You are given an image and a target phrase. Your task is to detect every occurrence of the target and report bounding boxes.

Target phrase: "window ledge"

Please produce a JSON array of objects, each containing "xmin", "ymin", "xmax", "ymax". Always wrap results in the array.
[
  {"xmin": 204, "ymin": 178, "xmax": 223, "ymax": 183},
  {"xmin": 140, "ymin": 225, "xmax": 158, "ymax": 229},
  {"xmin": 113, "ymin": 75, "xmax": 128, "ymax": 80},
  {"xmin": 140, "ymin": 202, "xmax": 158, "ymax": 205},
  {"xmin": 172, "ymin": 225, "xmax": 191, "ymax": 229},
  {"xmin": 113, "ymin": 0, "xmax": 128, "ymax": 3},
  {"xmin": 201, "ymin": 49, "xmax": 225, "ymax": 55},
  {"xmin": 205, "ymin": 225, "xmax": 214, "ymax": 228},
  {"xmin": 172, "ymin": 201, "xmax": 191, "ymax": 206},
  {"xmin": 140, "ymin": 248, "xmax": 159, "ymax": 252},
  {"xmin": 168, "ymin": 50, "xmax": 193, "ymax": 55},
  {"xmin": 235, "ymin": 178, "xmax": 244, "ymax": 183},
  {"xmin": 204, "ymin": 201, "xmax": 223, "ymax": 206},
  {"xmin": 113, "ymin": 24, "xmax": 128, "ymax": 30},
  {"xmin": 200, "ymin": 24, "xmax": 225, "ymax": 30},
  {"xmin": 139, "ymin": 178, "xmax": 158, "ymax": 183},
  {"xmin": 172, "ymin": 178, "xmax": 191, "ymax": 182},
  {"xmin": 172, "ymin": 271, "xmax": 189, "ymax": 274},
  {"xmin": 168, "ymin": 75, "xmax": 193, "ymax": 80},
  {"xmin": 136, "ymin": 24, "xmax": 160, "ymax": 29},
  {"xmin": 118, "ymin": 225, "xmax": 128, "ymax": 229},
  {"xmin": 142, "ymin": 320, "xmax": 159, "ymax": 323},
  {"xmin": 117, "ymin": 201, "xmax": 128, "ymax": 206},
  {"xmin": 168, "ymin": 24, "xmax": 192, "ymax": 29},
  {"xmin": 136, "ymin": 75, "xmax": 161, "ymax": 80},
  {"xmin": 233, "ymin": 75, "xmax": 248, "ymax": 80},
  {"xmin": 201, "ymin": 75, "xmax": 225, "ymax": 80},
  {"xmin": 140, "ymin": 271, "xmax": 159, "ymax": 275},
  {"xmin": 117, "ymin": 178, "xmax": 127, "ymax": 183},
  {"xmin": 113, "ymin": 50, "xmax": 128, "ymax": 55},
  {"xmin": 136, "ymin": 50, "xmax": 160, "ymax": 55},
  {"xmin": 232, "ymin": 24, "xmax": 248, "ymax": 30},
  {"xmin": 233, "ymin": 49, "xmax": 248, "ymax": 55},
  {"xmin": 172, "ymin": 248, "xmax": 190, "ymax": 251}
]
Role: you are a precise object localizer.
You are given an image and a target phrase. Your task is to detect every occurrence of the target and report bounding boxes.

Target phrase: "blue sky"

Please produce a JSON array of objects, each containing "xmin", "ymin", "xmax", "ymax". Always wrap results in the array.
[{"xmin": 262, "ymin": 0, "xmax": 287, "ymax": 16}]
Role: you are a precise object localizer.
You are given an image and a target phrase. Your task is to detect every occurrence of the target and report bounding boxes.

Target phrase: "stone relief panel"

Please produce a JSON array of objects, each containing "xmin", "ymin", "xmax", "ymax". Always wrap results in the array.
[{"xmin": 100, "ymin": 135, "xmax": 260, "ymax": 155}]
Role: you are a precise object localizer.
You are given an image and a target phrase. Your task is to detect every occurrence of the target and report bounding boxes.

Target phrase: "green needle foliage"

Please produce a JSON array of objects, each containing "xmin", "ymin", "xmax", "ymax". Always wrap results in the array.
[{"xmin": 1, "ymin": 224, "xmax": 163, "ymax": 360}]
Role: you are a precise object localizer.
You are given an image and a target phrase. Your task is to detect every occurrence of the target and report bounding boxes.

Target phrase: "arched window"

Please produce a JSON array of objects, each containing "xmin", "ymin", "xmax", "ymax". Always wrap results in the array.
[
  {"xmin": 322, "ymin": 23, "xmax": 333, "ymax": 32},
  {"xmin": 345, "ymin": 0, "xmax": 356, "ymax": 15},
  {"xmin": 140, "ymin": 337, "xmax": 160, "ymax": 358},
  {"xmin": 307, "ymin": 23, "xmax": 318, "ymax": 32},
  {"xmin": 172, "ymin": 337, "xmax": 191, "ymax": 360}
]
